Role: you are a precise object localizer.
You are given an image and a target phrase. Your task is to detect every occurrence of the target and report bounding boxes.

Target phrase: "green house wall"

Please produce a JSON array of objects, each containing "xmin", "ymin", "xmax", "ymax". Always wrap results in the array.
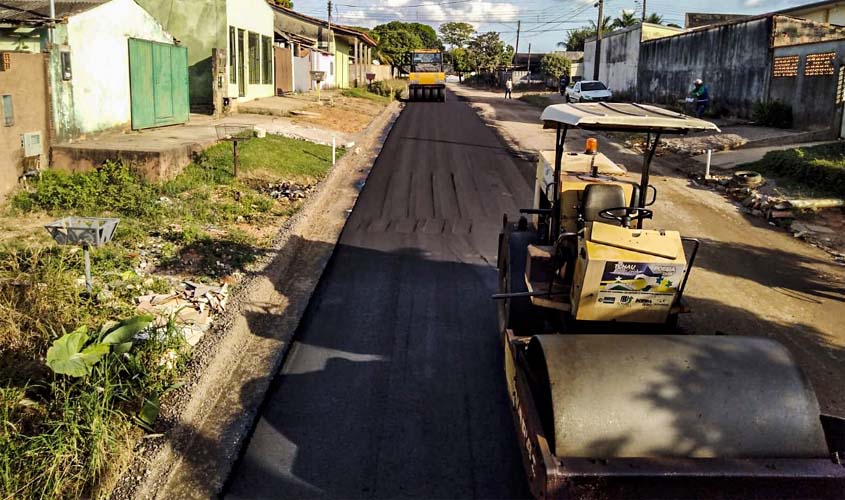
[
  {"xmin": 135, "ymin": 0, "xmax": 227, "ymax": 108},
  {"xmin": 334, "ymin": 37, "xmax": 350, "ymax": 89}
]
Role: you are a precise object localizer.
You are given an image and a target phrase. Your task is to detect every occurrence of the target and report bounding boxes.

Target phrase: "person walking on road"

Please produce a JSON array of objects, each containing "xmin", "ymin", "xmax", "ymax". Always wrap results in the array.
[
  {"xmin": 559, "ymin": 73, "xmax": 570, "ymax": 95},
  {"xmin": 505, "ymin": 77, "xmax": 513, "ymax": 99},
  {"xmin": 690, "ymin": 78, "xmax": 710, "ymax": 118}
]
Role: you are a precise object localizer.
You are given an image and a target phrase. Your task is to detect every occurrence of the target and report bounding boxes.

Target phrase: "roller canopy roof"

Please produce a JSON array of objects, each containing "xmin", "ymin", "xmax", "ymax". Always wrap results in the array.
[{"xmin": 541, "ymin": 103, "xmax": 721, "ymax": 134}]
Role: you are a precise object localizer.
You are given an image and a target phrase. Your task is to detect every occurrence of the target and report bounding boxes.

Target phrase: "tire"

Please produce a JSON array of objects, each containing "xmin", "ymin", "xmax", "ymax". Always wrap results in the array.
[
  {"xmin": 423, "ymin": 87, "xmax": 431, "ymax": 100},
  {"xmin": 498, "ymin": 229, "xmax": 544, "ymax": 337},
  {"xmin": 733, "ymin": 170, "xmax": 763, "ymax": 188},
  {"xmin": 439, "ymin": 88, "xmax": 445, "ymax": 102},
  {"xmin": 565, "ymin": 94, "xmax": 571, "ymax": 103}
]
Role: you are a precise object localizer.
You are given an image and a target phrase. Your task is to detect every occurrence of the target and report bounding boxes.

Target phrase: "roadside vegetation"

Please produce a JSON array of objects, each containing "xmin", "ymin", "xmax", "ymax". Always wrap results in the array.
[
  {"xmin": 519, "ymin": 94, "xmax": 553, "ymax": 108},
  {"xmin": 0, "ymin": 135, "xmax": 337, "ymax": 498},
  {"xmin": 342, "ymin": 79, "xmax": 406, "ymax": 102},
  {"xmin": 742, "ymin": 142, "xmax": 845, "ymax": 196}
]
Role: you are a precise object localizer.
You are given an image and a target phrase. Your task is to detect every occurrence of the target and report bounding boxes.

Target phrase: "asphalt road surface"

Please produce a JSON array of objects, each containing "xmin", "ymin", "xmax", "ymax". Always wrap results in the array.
[{"xmin": 226, "ymin": 91, "xmax": 533, "ymax": 498}]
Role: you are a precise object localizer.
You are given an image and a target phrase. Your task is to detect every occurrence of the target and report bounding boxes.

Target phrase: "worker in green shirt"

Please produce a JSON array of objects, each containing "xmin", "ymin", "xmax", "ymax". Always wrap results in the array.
[{"xmin": 690, "ymin": 78, "xmax": 710, "ymax": 118}]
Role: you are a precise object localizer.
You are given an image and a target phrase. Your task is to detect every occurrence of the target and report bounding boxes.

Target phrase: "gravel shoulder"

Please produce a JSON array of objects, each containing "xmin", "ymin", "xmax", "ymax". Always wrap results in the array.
[
  {"xmin": 449, "ymin": 83, "xmax": 845, "ymax": 417},
  {"xmin": 113, "ymin": 101, "xmax": 403, "ymax": 500}
]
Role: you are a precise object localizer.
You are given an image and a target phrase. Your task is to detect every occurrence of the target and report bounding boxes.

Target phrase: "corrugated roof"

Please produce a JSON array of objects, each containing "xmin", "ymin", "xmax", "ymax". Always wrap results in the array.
[
  {"xmin": 541, "ymin": 103, "xmax": 720, "ymax": 134},
  {"xmin": 270, "ymin": 4, "xmax": 376, "ymax": 46},
  {"xmin": 0, "ymin": 0, "xmax": 107, "ymax": 23}
]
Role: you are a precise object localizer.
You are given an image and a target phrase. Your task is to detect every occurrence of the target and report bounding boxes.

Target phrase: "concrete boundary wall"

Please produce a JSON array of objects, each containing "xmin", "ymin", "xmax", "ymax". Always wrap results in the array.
[
  {"xmin": 638, "ymin": 17, "xmax": 773, "ymax": 117},
  {"xmin": 770, "ymin": 39, "xmax": 845, "ymax": 131}
]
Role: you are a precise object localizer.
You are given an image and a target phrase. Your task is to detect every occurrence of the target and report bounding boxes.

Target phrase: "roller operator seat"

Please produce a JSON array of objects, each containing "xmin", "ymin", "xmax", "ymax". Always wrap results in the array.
[{"xmin": 581, "ymin": 184, "xmax": 627, "ymax": 226}]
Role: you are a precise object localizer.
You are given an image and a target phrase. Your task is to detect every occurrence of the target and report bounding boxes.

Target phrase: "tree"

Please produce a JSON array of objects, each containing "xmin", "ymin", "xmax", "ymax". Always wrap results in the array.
[
  {"xmin": 559, "ymin": 27, "xmax": 592, "ymax": 51},
  {"xmin": 450, "ymin": 47, "xmax": 472, "ymax": 81},
  {"xmin": 269, "ymin": 0, "xmax": 293, "ymax": 7},
  {"xmin": 558, "ymin": 17, "xmax": 612, "ymax": 51},
  {"xmin": 467, "ymin": 32, "xmax": 507, "ymax": 73},
  {"xmin": 667, "ymin": 22, "xmax": 682, "ymax": 28},
  {"xmin": 440, "ymin": 22, "xmax": 475, "ymax": 48},
  {"xmin": 372, "ymin": 24, "xmax": 422, "ymax": 68},
  {"xmin": 408, "ymin": 22, "xmax": 442, "ymax": 49},
  {"xmin": 645, "ymin": 13, "xmax": 665, "ymax": 25},
  {"xmin": 540, "ymin": 53, "xmax": 572, "ymax": 80},
  {"xmin": 371, "ymin": 21, "xmax": 442, "ymax": 70},
  {"xmin": 612, "ymin": 10, "xmax": 638, "ymax": 29},
  {"xmin": 591, "ymin": 16, "xmax": 613, "ymax": 33}
]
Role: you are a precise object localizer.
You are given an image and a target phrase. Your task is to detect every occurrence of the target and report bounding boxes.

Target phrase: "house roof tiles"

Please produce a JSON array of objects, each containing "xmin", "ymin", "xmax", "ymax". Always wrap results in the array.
[{"xmin": 0, "ymin": 0, "xmax": 107, "ymax": 23}]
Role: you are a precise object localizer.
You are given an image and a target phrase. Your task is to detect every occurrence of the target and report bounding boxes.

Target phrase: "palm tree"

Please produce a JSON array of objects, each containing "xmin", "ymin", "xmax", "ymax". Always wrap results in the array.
[
  {"xmin": 591, "ymin": 16, "xmax": 613, "ymax": 33},
  {"xmin": 645, "ymin": 13, "xmax": 664, "ymax": 25},
  {"xmin": 612, "ymin": 11, "xmax": 638, "ymax": 29}
]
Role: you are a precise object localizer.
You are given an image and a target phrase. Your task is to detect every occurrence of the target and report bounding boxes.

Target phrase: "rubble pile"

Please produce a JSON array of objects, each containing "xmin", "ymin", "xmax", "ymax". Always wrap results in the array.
[
  {"xmin": 260, "ymin": 181, "xmax": 314, "ymax": 201},
  {"xmin": 137, "ymin": 281, "xmax": 229, "ymax": 346},
  {"xmin": 692, "ymin": 173, "xmax": 845, "ymax": 262},
  {"xmin": 624, "ymin": 134, "xmax": 748, "ymax": 158}
]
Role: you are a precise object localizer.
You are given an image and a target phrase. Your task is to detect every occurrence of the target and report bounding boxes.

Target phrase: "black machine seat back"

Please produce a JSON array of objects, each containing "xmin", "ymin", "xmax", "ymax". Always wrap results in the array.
[{"xmin": 582, "ymin": 184, "xmax": 626, "ymax": 225}]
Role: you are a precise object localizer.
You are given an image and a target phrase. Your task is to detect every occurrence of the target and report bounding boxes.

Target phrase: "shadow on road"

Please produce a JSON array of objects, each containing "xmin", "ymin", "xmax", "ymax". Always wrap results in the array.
[
  {"xmin": 226, "ymin": 239, "xmax": 530, "ymax": 499},
  {"xmin": 695, "ymin": 239, "xmax": 845, "ymax": 302}
]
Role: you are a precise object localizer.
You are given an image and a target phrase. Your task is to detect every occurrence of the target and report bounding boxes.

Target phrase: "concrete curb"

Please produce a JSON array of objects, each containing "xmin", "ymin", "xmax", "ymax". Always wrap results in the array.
[{"xmin": 120, "ymin": 100, "xmax": 403, "ymax": 500}]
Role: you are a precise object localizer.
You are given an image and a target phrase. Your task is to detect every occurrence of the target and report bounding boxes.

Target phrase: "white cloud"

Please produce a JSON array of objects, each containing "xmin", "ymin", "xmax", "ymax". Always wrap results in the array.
[{"xmin": 331, "ymin": 0, "xmax": 521, "ymax": 31}]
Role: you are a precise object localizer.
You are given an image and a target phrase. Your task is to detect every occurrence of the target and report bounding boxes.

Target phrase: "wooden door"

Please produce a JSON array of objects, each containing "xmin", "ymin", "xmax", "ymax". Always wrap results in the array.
[{"xmin": 275, "ymin": 46, "xmax": 293, "ymax": 95}]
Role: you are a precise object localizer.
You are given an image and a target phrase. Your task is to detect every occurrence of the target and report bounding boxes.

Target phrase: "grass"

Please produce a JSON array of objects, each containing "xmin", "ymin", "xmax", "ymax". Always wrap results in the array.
[
  {"xmin": 519, "ymin": 93, "xmax": 553, "ymax": 108},
  {"xmin": 742, "ymin": 142, "xmax": 845, "ymax": 197},
  {"xmin": 0, "ymin": 134, "xmax": 335, "ymax": 498},
  {"xmin": 341, "ymin": 87, "xmax": 392, "ymax": 103}
]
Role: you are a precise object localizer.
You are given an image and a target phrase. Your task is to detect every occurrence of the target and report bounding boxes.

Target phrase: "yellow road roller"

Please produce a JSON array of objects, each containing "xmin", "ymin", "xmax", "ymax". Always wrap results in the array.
[
  {"xmin": 495, "ymin": 103, "xmax": 845, "ymax": 498},
  {"xmin": 406, "ymin": 49, "xmax": 445, "ymax": 102}
]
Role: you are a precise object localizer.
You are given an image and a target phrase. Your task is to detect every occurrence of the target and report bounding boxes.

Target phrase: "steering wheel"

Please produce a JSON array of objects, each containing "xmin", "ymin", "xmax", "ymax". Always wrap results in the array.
[{"xmin": 599, "ymin": 207, "xmax": 654, "ymax": 228}]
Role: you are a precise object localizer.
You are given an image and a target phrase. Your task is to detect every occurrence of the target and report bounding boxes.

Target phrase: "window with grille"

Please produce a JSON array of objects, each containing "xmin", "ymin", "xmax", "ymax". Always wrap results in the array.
[
  {"xmin": 262, "ymin": 35, "xmax": 272, "ymax": 85},
  {"xmin": 2, "ymin": 95, "xmax": 13, "ymax": 127},
  {"xmin": 805, "ymin": 52, "xmax": 835, "ymax": 77},
  {"xmin": 249, "ymin": 32, "xmax": 259, "ymax": 84},
  {"xmin": 229, "ymin": 27, "xmax": 236, "ymax": 84}
]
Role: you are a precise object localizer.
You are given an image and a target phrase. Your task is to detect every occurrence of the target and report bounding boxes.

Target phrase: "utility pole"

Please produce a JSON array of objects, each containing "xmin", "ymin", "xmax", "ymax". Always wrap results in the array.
[
  {"xmin": 527, "ymin": 43, "xmax": 532, "ymax": 75},
  {"xmin": 642, "ymin": 0, "xmax": 647, "ymax": 22},
  {"xmin": 513, "ymin": 20, "xmax": 521, "ymax": 66},
  {"xmin": 593, "ymin": 0, "xmax": 604, "ymax": 80},
  {"xmin": 327, "ymin": 1, "xmax": 332, "ymax": 31}
]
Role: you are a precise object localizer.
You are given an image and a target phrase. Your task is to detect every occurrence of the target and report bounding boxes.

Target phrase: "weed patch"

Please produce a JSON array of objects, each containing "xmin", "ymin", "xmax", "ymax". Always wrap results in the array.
[
  {"xmin": 342, "ymin": 86, "xmax": 392, "ymax": 103},
  {"xmin": 743, "ymin": 142, "xmax": 845, "ymax": 196},
  {"xmin": 519, "ymin": 94, "xmax": 552, "ymax": 108},
  {"xmin": 0, "ymin": 134, "xmax": 335, "ymax": 498}
]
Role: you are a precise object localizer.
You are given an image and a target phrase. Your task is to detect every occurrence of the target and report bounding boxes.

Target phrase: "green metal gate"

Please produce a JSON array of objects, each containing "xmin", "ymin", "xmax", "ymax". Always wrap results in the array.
[{"xmin": 129, "ymin": 38, "xmax": 189, "ymax": 130}]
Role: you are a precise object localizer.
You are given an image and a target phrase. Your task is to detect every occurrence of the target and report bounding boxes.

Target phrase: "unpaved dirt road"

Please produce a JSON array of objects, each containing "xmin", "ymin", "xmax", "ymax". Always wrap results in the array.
[{"xmin": 225, "ymin": 92, "xmax": 532, "ymax": 498}]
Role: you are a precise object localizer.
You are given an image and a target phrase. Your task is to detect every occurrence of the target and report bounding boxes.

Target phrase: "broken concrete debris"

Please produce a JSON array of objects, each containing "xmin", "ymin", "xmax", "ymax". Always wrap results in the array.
[
  {"xmin": 691, "ymin": 172, "xmax": 844, "ymax": 261},
  {"xmin": 261, "ymin": 181, "xmax": 313, "ymax": 201},
  {"xmin": 137, "ymin": 281, "xmax": 229, "ymax": 346}
]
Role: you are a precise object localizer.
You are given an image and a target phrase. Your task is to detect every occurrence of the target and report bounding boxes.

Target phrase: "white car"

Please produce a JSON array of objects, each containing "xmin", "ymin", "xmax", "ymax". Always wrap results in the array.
[{"xmin": 565, "ymin": 80, "xmax": 613, "ymax": 103}]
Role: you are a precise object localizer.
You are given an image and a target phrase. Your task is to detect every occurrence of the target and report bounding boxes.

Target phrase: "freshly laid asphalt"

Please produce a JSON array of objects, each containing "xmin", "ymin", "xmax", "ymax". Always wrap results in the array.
[{"xmin": 225, "ymin": 91, "xmax": 534, "ymax": 498}]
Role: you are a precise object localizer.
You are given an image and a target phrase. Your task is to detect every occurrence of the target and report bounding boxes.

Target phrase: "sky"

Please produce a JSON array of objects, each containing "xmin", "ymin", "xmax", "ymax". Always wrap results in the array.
[{"xmin": 289, "ymin": 0, "xmax": 819, "ymax": 52}]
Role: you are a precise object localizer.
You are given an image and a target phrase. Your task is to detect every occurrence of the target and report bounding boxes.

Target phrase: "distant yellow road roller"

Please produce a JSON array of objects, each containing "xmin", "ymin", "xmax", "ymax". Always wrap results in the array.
[
  {"xmin": 494, "ymin": 103, "xmax": 845, "ymax": 498},
  {"xmin": 406, "ymin": 49, "xmax": 445, "ymax": 102}
]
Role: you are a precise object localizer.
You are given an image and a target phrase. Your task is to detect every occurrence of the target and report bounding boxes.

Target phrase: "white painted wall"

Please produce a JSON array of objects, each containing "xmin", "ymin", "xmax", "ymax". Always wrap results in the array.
[
  {"xmin": 789, "ymin": 5, "xmax": 845, "ymax": 26},
  {"xmin": 312, "ymin": 50, "xmax": 335, "ymax": 89},
  {"xmin": 66, "ymin": 0, "xmax": 173, "ymax": 135},
  {"xmin": 226, "ymin": 0, "xmax": 274, "ymax": 101},
  {"xmin": 294, "ymin": 52, "xmax": 311, "ymax": 92},
  {"xmin": 583, "ymin": 23, "xmax": 681, "ymax": 99}
]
